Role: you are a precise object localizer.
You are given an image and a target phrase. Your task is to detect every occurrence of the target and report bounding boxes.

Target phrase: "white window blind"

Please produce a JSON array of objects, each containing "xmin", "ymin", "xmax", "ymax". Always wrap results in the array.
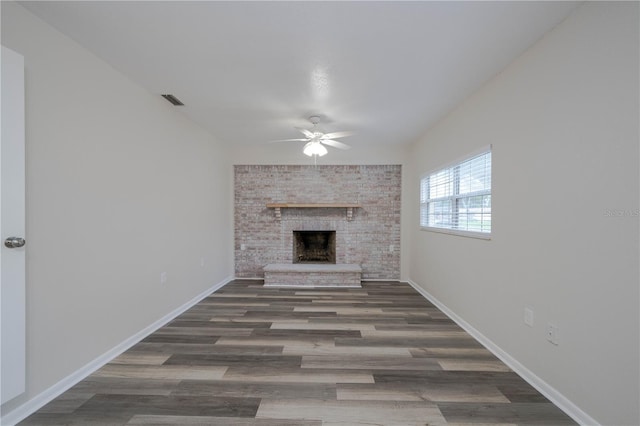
[{"xmin": 420, "ymin": 149, "xmax": 491, "ymax": 235}]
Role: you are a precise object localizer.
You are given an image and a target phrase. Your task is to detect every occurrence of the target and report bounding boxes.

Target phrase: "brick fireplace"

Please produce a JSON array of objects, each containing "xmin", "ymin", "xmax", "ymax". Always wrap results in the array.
[{"xmin": 234, "ymin": 165, "xmax": 401, "ymax": 280}]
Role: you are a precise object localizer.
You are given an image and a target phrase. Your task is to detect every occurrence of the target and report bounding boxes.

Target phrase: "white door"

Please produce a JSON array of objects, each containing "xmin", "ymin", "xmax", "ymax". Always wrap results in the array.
[{"xmin": 1, "ymin": 45, "xmax": 26, "ymax": 404}]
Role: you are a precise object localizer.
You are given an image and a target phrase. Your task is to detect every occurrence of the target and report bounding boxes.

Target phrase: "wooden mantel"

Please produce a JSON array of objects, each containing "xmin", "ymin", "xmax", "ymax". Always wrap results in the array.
[{"xmin": 266, "ymin": 203, "xmax": 361, "ymax": 221}]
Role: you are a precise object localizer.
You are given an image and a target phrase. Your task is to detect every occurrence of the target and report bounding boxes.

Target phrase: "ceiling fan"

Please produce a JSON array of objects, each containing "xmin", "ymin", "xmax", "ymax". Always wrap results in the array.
[{"xmin": 271, "ymin": 116, "xmax": 353, "ymax": 157}]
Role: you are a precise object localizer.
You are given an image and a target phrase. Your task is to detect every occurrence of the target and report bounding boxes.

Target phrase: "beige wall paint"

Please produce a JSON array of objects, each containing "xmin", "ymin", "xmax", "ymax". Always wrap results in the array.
[
  {"xmin": 1, "ymin": 1, "xmax": 233, "ymax": 415},
  {"xmin": 407, "ymin": 2, "xmax": 639, "ymax": 424}
]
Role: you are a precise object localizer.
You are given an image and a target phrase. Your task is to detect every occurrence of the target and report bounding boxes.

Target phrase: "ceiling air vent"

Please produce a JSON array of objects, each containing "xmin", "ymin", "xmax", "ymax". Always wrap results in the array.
[{"xmin": 161, "ymin": 94, "xmax": 184, "ymax": 106}]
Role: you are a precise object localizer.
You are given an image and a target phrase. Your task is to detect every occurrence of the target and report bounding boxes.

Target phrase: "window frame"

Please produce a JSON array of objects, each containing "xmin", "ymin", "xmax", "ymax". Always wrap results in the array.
[{"xmin": 420, "ymin": 146, "xmax": 492, "ymax": 240}]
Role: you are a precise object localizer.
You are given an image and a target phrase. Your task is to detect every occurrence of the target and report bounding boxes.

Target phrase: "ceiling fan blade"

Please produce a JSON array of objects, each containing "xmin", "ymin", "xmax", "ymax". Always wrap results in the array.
[
  {"xmin": 321, "ymin": 139, "xmax": 351, "ymax": 150},
  {"xmin": 268, "ymin": 138, "xmax": 309, "ymax": 143},
  {"xmin": 295, "ymin": 127, "xmax": 315, "ymax": 138},
  {"xmin": 321, "ymin": 131, "xmax": 354, "ymax": 140}
]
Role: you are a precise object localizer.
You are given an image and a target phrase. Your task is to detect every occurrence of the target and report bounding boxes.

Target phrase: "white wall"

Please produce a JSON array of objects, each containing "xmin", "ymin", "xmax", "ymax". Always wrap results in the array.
[
  {"xmin": 1, "ymin": 1, "xmax": 233, "ymax": 418},
  {"xmin": 407, "ymin": 2, "xmax": 639, "ymax": 425},
  {"xmin": 229, "ymin": 141, "xmax": 408, "ymax": 166}
]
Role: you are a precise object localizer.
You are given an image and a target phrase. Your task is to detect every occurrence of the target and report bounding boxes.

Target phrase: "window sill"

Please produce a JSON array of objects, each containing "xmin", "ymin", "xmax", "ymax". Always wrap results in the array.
[{"xmin": 420, "ymin": 226, "xmax": 491, "ymax": 240}]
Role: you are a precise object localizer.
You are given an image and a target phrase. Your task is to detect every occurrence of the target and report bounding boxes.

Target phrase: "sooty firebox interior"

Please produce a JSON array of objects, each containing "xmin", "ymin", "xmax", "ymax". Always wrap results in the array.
[{"xmin": 293, "ymin": 231, "xmax": 336, "ymax": 264}]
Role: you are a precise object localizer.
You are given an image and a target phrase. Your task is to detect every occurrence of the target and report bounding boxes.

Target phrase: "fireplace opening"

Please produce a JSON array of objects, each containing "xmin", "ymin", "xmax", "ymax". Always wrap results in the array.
[{"xmin": 293, "ymin": 231, "xmax": 336, "ymax": 264}]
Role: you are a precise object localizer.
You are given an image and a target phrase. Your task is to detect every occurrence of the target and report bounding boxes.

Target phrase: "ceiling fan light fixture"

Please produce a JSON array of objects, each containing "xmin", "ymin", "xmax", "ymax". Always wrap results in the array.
[
  {"xmin": 303, "ymin": 141, "xmax": 328, "ymax": 157},
  {"xmin": 271, "ymin": 116, "xmax": 351, "ymax": 157}
]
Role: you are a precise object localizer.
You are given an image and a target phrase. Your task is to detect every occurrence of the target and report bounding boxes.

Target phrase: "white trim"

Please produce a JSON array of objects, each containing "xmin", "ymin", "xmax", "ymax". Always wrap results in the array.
[
  {"xmin": 420, "ymin": 226, "xmax": 492, "ymax": 240},
  {"xmin": 419, "ymin": 147, "xmax": 492, "ymax": 236},
  {"xmin": 233, "ymin": 277, "xmax": 404, "ymax": 287},
  {"xmin": 0, "ymin": 275, "xmax": 234, "ymax": 426},
  {"xmin": 405, "ymin": 279, "xmax": 599, "ymax": 426},
  {"xmin": 4, "ymin": 276, "xmax": 595, "ymax": 426},
  {"xmin": 236, "ymin": 277, "xmax": 402, "ymax": 283},
  {"xmin": 360, "ymin": 278, "xmax": 402, "ymax": 282}
]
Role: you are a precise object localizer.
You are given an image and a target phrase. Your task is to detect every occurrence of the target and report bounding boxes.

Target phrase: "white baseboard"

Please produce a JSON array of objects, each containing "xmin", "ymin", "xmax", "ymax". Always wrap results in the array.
[
  {"xmin": 263, "ymin": 284, "xmax": 362, "ymax": 288},
  {"xmin": 4, "ymin": 277, "xmax": 596, "ymax": 425},
  {"xmin": 405, "ymin": 279, "xmax": 598, "ymax": 426},
  {"xmin": 0, "ymin": 276, "xmax": 234, "ymax": 426},
  {"xmin": 234, "ymin": 277, "xmax": 402, "ymax": 282},
  {"xmin": 361, "ymin": 278, "xmax": 402, "ymax": 282}
]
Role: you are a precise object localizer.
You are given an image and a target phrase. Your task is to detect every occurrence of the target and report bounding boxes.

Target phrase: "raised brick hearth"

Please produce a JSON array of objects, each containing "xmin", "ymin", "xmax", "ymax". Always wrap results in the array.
[{"xmin": 263, "ymin": 263, "xmax": 362, "ymax": 287}]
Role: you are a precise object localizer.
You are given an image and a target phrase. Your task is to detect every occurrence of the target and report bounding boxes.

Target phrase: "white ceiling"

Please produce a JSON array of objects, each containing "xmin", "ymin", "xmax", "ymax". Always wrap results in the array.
[{"xmin": 21, "ymin": 1, "xmax": 579, "ymax": 152}]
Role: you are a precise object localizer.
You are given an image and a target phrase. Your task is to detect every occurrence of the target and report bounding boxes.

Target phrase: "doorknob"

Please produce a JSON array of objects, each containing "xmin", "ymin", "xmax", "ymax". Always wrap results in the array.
[{"xmin": 4, "ymin": 237, "xmax": 25, "ymax": 248}]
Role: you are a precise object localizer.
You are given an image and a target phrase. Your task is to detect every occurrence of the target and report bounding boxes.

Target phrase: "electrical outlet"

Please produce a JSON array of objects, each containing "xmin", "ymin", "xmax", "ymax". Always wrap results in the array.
[
  {"xmin": 546, "ymin": 323, "xmax": 559, "ymax": 345},
  {"xmin": 160, "ymin": 272, "xmax": 168, "ymax": 285},
  {"xmin": 524, "ymin": 308, "xmax": 534, "ymax": 327},
  {"xmin": 200, "ymin": 257, "xmax": 205, "ymax": 267},
  {"xmin": 241, "ymin": 244, "xmax": 246, "ymax": 251}
]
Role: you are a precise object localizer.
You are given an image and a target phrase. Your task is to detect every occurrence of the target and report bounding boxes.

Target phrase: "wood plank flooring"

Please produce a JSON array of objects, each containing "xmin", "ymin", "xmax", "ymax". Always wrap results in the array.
[{"xmin": 19, "ymin": 280, "xmax": 576, "ymax": 425}]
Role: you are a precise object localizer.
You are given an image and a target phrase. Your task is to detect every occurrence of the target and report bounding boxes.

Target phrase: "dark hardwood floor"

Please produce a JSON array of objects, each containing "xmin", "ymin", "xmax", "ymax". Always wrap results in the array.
[{"xmin": 19, "ymin": 280, "xmax": 575, "ymax": 425}]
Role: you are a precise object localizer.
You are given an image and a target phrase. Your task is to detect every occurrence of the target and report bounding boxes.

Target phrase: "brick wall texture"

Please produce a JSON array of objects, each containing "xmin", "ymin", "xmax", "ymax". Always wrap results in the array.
[{"xmin": 234, "ymin": 165, "xmax": 401, "ymax": 279}]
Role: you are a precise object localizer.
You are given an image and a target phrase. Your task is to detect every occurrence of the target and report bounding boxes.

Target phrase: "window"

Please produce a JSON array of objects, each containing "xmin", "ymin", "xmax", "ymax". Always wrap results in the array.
[{"xmin": 420, "ymin": 148, "xmax": 491, "ymax": 237}]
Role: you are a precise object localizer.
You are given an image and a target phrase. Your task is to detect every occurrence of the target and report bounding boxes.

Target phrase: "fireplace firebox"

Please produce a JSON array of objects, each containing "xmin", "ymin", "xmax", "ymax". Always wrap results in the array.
[{"xmin": 293, "ymin": 231, "xmax": 336, "ymax": 264}]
